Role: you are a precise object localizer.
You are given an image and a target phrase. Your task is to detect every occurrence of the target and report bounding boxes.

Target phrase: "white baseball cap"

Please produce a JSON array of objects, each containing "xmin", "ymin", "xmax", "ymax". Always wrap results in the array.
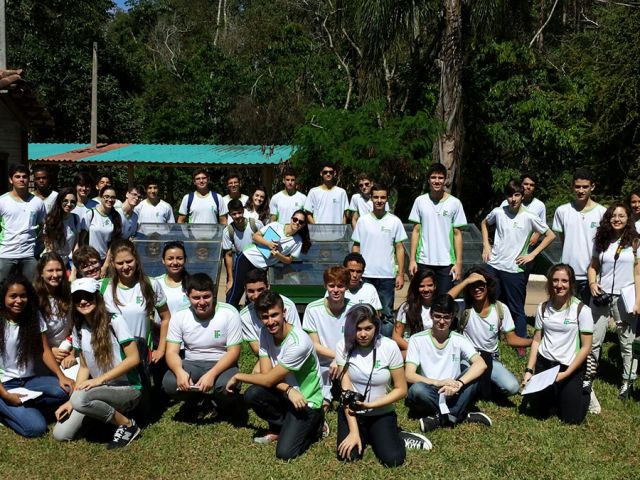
[{"xmin": 70, "ymin": 278, "xmax": 100, "ymax": 295}]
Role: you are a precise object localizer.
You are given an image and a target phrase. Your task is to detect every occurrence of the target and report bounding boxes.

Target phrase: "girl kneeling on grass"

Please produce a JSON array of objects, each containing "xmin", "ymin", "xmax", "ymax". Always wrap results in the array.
[
  {"xmin": 522, "ymin": 264, "xmax": 593, "ymax": 425},
  {"xmin": 53, "ymin": 278, "xmax": 142, "ymax": 448},
  {"xmin": 336, "ymin": 304, "xmax": 431, "ymax": 467},
  {"xmin": 0, "ymin": 275, "xmax": 72, "ymax": 437}
]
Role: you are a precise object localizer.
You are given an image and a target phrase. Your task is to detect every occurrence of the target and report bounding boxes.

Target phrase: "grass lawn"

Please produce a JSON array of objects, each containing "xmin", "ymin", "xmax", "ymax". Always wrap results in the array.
[{"xmin": 2, "ymin": 330, "xmax": 640, "ymax": 479}]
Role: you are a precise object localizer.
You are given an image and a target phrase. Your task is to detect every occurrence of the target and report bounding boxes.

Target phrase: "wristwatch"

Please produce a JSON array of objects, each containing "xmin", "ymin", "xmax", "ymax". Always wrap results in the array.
[{"xmin": 525, "ymin": 367, "xmax": 534, "ymax": 375}]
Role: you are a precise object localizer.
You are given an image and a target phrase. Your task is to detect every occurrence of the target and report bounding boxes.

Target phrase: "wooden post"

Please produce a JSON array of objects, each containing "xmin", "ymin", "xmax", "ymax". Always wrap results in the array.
[
  {"xmin": 90, "ymin": 42, "xmax": 98, "ymax": 146},
  {"xmin": 0, "ymin": 0, "xmax": 6, "ymax": 70},
  {"xmin": 261, "ymin": 166, "xmax": 275, "ymax": 196},
  {"xmin": 127, "ymin": 163, "xmax": 134, "ymax": 189}
]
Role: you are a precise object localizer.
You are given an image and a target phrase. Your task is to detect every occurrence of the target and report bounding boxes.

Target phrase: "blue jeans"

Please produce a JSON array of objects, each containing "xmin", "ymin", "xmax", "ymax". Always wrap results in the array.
[
  {"xmin": 484, "ymin": 265, "xmax": 528, "ymax": 338},
  {"xmin": 417, "ymin": 264, "xmax": 454, "ymax": 297},
  {"xmin": 0, "ymin": 257, "xmax": 38, "ymax": 283},
  {"xmin": 405, "ymin": 381, "xmax": 477, "ymax": 424},
  {"xmin": 0, "ymin": 376, "xmax": 69, "ymax": 437},
  {"xmin": 362, "ymin": 277, "xmax": 395, "ymax": 337},
  {"xmin": 462, "ymin": 358, "xmax": 520, "ymax": 397}
]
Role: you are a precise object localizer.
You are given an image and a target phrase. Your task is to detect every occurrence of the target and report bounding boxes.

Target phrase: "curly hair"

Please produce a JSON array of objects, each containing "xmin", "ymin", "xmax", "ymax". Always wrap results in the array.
[
  {"xmin": 43, "ymin": 187, "xmax": 78, "ymax": 253},
  {"xmin": 109, "ymin": 239, "xmax": 156, "ymax": 318},
  {"xmin": 34, "ymin": 253, "xmax": 71, "ymax": 328},
  {"xmin": 462, "ymin": 267, "xmax": 498, "ymax": 306},
  {"xmin": 244, "ymin": 186, "xmax": 271, "ymax": 224},
  {"xmin": 70, "ymin": 290, "xmax": 114, "ymax": 371},
  {"xmin": 593, "ymin": 202, "xmax": 638, "ymax": 253},
  {"xmin": 0, "ymin": 275, "xmax": 43, "ymax": 369},
  {"xmin": 399, "ymin": 269, "xmax": 437, "ymax": 336}
]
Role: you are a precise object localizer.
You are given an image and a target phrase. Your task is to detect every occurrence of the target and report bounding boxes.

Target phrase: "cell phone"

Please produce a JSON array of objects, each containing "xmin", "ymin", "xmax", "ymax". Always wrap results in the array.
[
  {"xmin": 58, "ymin": 410, "xmax": 70, "ymax": 422},
  {"xmin": 188, "ymin": 385, "xmax": 201, "ymax": 391}
]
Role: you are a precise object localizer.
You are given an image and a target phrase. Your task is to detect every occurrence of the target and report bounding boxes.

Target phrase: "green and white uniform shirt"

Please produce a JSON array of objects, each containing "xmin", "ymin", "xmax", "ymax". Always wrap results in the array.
[
  {"xmin": 395, "ymin": 303, "xmax": 432, "ymax": 338},
  {"xmin": 241, "ymin": 294, "xmax": 300, "ymax": 344},
  {"xmin": 269, "ymin": 190, "xmax": 307, "ymax": 223},
  {"xmin": 535, "ymin": 297, "xmax": 593, "ymax": 366},
  {"xmin": 408, "ymin": 193, "xmax": 467, "ymax": 266},
  {"xmin": 178, "ymin": 191, "xmax": 228, "ymax": 224},
  {"xmin": 347, "ymin": 193, "xmax": 388, "ymax": 217},
  {"xmin": 258, "ymin": 326, "xmax": 323, "ymax": 409},
  {"xmin": 592, "ymin": 239, "xmax": 639, "ymax": 294},
  {"xmin": 167, "ymin": 303, "xmax": 242, "ymax": 362},
  {"xmin": 462, "ymin": 303, "xmax": 515, "ymax": 354},
  {"xmin": 0, "ymin": 192, "xmax": 46, "ymax": 258},
  {"xmin": 84, "ymin": 208, "xmax": 117, "ymax": 260},
  {"xmin": 0, "ymin": 316, "xmax": 47, "ymax": 381},
  {"xmin": 242, "ymin": 222, "xmax": 303, "ymax": 268},
  {"xmin": 303, "ymin": 186, "xmax": 348, "ymax": 224},
  {"xmin": 134, "ymin": 199, "xmax": 175, "ymax": 225},
  {"xmin": 352, "ymin": 212, "xmax": 407, "ymax": 278},
  {"xmin": 406, "ymin": 330, "xmax": 478, "ymax": 381}
]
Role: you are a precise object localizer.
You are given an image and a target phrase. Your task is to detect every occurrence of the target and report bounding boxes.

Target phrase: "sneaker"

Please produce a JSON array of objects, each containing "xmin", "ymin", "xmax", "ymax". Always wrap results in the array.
[
  {"xmin": 107, "ymin": 419, "xmax": 140, "ymax": 449},
  {"xmin": 588, "ymin": 390, "xmax": 601, "ymax": 414},
  {"xmin": 466, "ymin": 412, "xmax": 492, "ymax": 427},
  {"xmin": 321, "ymin": 420, "xmax": 330, "ymax": 438},
  {"xmin": 582, "ymin": 379, "xmax": 592, "ymax": 394},
  {"xmin": 253, "ymin": 432, "xmax": 280, "ymax": 444},
  {"xmin": 400, "ymin": 431, "xmax": 432, "ymax": 451},
  {"xmin": 195, "ymin": 398, "xmax": 218, "ymax": 421},
  {"xmin": 618, "ymin": 382, "xmax": 631, "ymax": 400},
  {"xmin": 419, "ymin": 415, "xmax": 441, "ymax": 433}
]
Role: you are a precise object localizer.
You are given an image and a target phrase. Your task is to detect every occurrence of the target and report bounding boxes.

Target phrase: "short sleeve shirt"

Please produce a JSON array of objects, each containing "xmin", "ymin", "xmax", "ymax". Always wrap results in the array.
[
  {"xmin": 352, "ymin": 212, "xmax": 407, "ymax": 278},
  {"xmin": 593, "ymin": 240, "xmax": 639, "ymax": 294},
  {"xmin": 344, "ymin": 282, "xmax": 382, "ymax": 311},
  {"xmin": 462, "ymin": 303, "xmax": 515, "ymax": 353},
  {"xmin": 134, "ymin": 199, "xmax": 175, "ymax": 225},
  {"xmin": 241, "ymin": 294, "xmax": 301, "ymax": 343},
  {"xmin": 0, "ymin": 316, "xmax": 47, "ymax": 381},
  {"xmin": 303, "ymin": 299, "xmax": 353, "ymax": 367},
  {"xmin": 303, "ymin": 186, "xmax": 348, "ymax": 224},
  {"xmin": 84, "ymin": 208, "xmax": 117, "ymax": 259},
  {"xmin": 221, "ymin": 220, "xmax": 264, "ymax": 253},
  {"xmin": 395, "ymin": 303, "xmax": 432, "ymax": 338},
  {"xmin": 242, "ymin": 222, "xmax": 303, "ymax": 268},
  {"xmin": 0, "ymin": 192, "xmax": 47, "ymax": 258},
  {"xmin": 178, "ymin": 191, "xmax": 228, "ymax": 224},
  {"xmin": 348, "ymin": 193, "xmax": 389, "ymax": 216},
  {"xmin": 406, "ymin": 330, "xmax": 478, "ymax": 380},
  {"xmin": 269, "ymin": 190, "xmax": 307, "ymax": 223}
]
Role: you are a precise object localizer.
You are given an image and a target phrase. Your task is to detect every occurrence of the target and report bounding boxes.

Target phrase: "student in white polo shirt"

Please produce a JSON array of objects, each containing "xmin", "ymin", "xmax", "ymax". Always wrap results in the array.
[
  {"xmin": 226, "ymin": 291, "xmax": 324, "ymax": 460},
  {"xmin": 177, "ymin": 168, "xmax": 227, "ymax": 225},
  {"xmin": 347, "ymin": 173, "xmax": 388, "ymax": 229},
  {"xmin": 118, "ymin": 185, "xmax": 143, "ymax": 240},
  {"xmin": 405, "ymin": 295, "xmax": 490, "ymax": 432},
  {"xmin": 0, "ymin": 164, "xmax": 47, "ymax": 281},
  {"xmin": 240, "ymin": 269, "xmax": 300, "ymax": 363},
  {"xmin": 552, "ymin": 168, "xmax": 606, "ymax": 305},
  {"xmin": 31, "ymin": 165, "xmax": 58, "ymax": 213},
  {"xmin": 222, "ymin": 172, "xmax": 249, "ymax": 208},
  {"xmin": 352, "ymin": 183, "xmax": 406, "ymax": 336},
  {"xmin": 304, "ymin": 162, "xmax": 348, "ymax": 224},
  {"xmin": 523, "ymin": 264, "xmax": 593, "ymax": 424},
  {"xmin": 408, "ymin": 163, "xmax": 467, "ymax": 296},
  {"xmin": 269, "ymin": 168, "xmax": 307, "ymax": 223},
  {"xmin": 626, "ymin": 188, "xmax": 640, "ymax": 232},
  {"xmin": 134, "ymin": 176, "xmax": 175, "ymax": 227},
  {"xmin": 163, "ymin": 273, "xmax": 242, "ymax": 420},
  {"xmin": 84, "ymin": 185, "xmax": 124, "ymax": 275},
  {"xmin": 481, "ymin": 180, "xmax": 556, "ymax": 343},
  {"xmin": 338, "ymin": 253, "xmax": 381, "ymax": 311}
]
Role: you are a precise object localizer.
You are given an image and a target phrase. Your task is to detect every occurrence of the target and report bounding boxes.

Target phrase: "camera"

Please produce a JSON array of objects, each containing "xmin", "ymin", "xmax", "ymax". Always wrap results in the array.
[
  {"xmin": 341, "ymin": 389, "xmax": 365, "ymax": 410},
  {"xmin": 592, "ymin": 293, "xmax": 612, "ymax": 307}
]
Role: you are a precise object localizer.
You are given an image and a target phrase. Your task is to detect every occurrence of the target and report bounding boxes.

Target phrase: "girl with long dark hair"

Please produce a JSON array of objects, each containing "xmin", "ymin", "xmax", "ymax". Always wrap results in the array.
[
  {"xmin": 43, "ymin": 187, "xmax": 82, "ymax": 269},
  {"xmin": 85, "ymin": 185, "xmax": 123, "ymax": 276},
  {"xmin": 625, "ymin": 188, "xmax": 640, "ymax": 230},
  {"xmin": 244, "ymin": 186, "xmax": 271, "ymax": 224},
  {"xmin": 0, "ymin": 275, "xmax": 71, "ymax": 437}
]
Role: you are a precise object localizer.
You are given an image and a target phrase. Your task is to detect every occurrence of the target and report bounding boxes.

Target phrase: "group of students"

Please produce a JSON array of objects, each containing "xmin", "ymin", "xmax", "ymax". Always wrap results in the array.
[{"xmin": 0, "ymin": 160, "xmax": 639, "ymax": 465}]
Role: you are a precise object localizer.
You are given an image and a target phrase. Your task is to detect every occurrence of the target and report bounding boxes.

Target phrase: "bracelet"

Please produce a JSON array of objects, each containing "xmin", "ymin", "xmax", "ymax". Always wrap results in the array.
[
  {"xmin": 525, "ymin": 367, "xmax": 534, "ymax": 375},
  {"xmin": 285, "ymin": 385, "xmax": 293, "ymax": 397},
  {"xmin": 457, "ymin": 378, "xmax": 465, "ymax": 387}
]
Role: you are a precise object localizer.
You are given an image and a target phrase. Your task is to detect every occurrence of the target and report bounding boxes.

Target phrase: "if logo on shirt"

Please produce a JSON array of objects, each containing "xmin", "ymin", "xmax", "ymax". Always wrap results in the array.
[
  {"xmin": 441, "ymin": 210, "xmax": 449, "ymax": 217},
  {"xmin": 488, "ymin": 324, "xmax": 496, "ymax": 332},
  {"xmin": 374, "ymin": 360, "xmax": 381, "ymax": 369},
  {"xmin": 380, "ymin": 226, "xmax": 391, "ymax": 233},
  {"xmin": 451, "ymin": 353, "xmax": 459, "ymax": 362},
  {"xmin": 136, "ymin": 296, "xmax": 143, "ymax": 305},
  {"xmin": 590, "ymin": 222, "xmax": 598, "ymax": 228},
  {"xmin": 105, "ymin": 218, "xmax": 111, "ymax": 226},
  {"xmin": 214, "ymin": 330, "xmax": 221, "ymax": 339},
  {"xmin": 512, "ymin": 221, "xmax": 522, "ymax": 230}
]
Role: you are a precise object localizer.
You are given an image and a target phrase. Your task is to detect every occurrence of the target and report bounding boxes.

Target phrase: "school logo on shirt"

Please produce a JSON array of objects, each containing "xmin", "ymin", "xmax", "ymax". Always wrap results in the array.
[
  {"xmin": 380, "ymin": 226, "xmax": 391, "ymax": 233},
  {"xmin": 590, "ymin": 222, "xmax": 598, "ymax": 228},
  {"xmin": 488, "ymin": 324, "xmax": 496, "ymax": 332},
  {"xmin": 441, "ymin": 210, "xmax": 449, "ymax": 217},
  {"xmin": 512, "ymin": 221, "xmax": 522, "ymax": 230},
  {"xmin": 214, "ymin": 330, "xmax": 221, "ymax": 339},
  {"xmin": 332, "ymin": 199, "xmax": 338, "ymax": 204},
  {"xmin": 374, "ymin": 360, "xmax": 381, "ymax": 369},
  {"xmin": 136, "ymin": 296, "xmax": 143, "ymax": 305},
  {"xmin": 451, "ymin": 353, "xmax": 459, "ymax": 362},
  {"xmin": 104, "ymin": 218, "xmax": 111, "ymax": 226}
]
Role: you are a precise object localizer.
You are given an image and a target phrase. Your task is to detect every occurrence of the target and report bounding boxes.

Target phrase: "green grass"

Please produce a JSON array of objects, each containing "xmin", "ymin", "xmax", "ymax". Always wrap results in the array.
[{"xmin": 2, "ymin": 332, "xmax": 640, "ymax": 479}]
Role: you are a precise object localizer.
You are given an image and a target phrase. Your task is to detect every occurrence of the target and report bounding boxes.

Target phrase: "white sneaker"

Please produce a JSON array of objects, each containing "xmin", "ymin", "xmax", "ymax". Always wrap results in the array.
[{"xmin": 589, "ymin": 390, "xmax": 601, "ymax": 414}]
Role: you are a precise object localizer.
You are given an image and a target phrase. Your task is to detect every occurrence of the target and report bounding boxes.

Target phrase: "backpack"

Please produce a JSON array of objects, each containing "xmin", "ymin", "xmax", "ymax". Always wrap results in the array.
[
  {"xmin": 226, "ymin": 218, "xmax": 258, "ymax": 243},
  {"xmin": 459, "ymin": 300, "xmax": 507, "ymax": 333},
  {"xmin": 186, "ymin": 191, "xmax": 221, "ymax": 221}
]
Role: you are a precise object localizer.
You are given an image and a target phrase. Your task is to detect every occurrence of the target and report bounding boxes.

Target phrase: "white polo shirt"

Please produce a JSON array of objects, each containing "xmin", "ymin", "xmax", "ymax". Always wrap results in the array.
[
  {"xmin": 352, "ymin": 212, "xmax": 407, "ymax": 278},
  {"xmin": 396, "ymin": 303, "xmax": 432, "ymax": 338},
  {"xmin": 593, "ymin": 240, "xmax": 639, "ymax": 294},
  {"xmin": 84, "ymin": 208, "xmax": 118, "ymax": 260},
  {"xmin": 0, "ymin": 192, "xmax": 47, "ymax": 258},
  {"xmin": 406, "ymin": 330, "xmax": 478, "ymax": 380},
  {"xmin": 178, "ymin": 191, "xmax": 228, "ymax": 224},
  {"xmin": 348, "ymin": 193, "xmax": 389, "ymax": 217},
  {"xmin": 241, "ymin": 294, "xmax": 301, "ymax": 343},
  {"xmin": 0, "ymin": 317, "xmax": 47, "ymax": 381},
  {"xmin": 462, "ymin": 303, "xmax": 515, "ymax": 353},
  {"xmin": 222, "ymin": 219, "xmax": 264, "ymax": 254},
  {"xmin": 408, "ymin": 193, "xmax": 467, "ymax": 266},
  {"xmin": 304, "ymin": 186, "xmax": 348, "ymax": 224},
  {"xmin": 500, "ymin": 197, "xmax": 546, "ymax": 224},
  {"xmin": 303, "ymin": 298, "xmax": 354, "ymax": 368},
  {"xmin": 242, "ymin": 222, "xmax": 303, "ymax": 268},
  {"xmin": 345, "ymin": 282, "xmax": 382, "ymax": 311},
  {"xmin": 135, "ymin": 199, "xmax": 175, "ymax": 225},
  {"xmin": 269, "ymin": 190, "xmax": 307, "ymax": 223}
]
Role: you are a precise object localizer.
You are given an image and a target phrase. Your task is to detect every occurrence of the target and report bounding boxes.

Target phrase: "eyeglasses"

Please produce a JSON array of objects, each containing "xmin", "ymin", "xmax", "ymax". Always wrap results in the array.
[
  {"xmin": 62, "ymin": 199, "xmax": 77, "ymax": 206},
  {"xmin": 80, "ymin": 261, "xmax": 101, "ymax": 273},
  {"xmin": 322, "ymin": 170, "xmax": 335, "ymax": 175},
  {"xmin": 431, "ymin": 313, "xmax": 453, "ymax": 321},
  {"xmin": 358, "ymin": 182, "xmax": 370, "ymax": 188},
  {"xmin": 291, "ymin": 217, "xmax": 306, "ymax": 225}
]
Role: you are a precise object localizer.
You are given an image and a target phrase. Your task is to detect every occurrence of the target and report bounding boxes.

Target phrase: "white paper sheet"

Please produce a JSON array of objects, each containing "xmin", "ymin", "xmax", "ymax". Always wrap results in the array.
[
  {"xmin": 7, "ymin": 387, "xmax": 43, "ymax": 403},
  {"xmin": 521, "ymin": 365, "xmax": 561, "ymax": 395},
  {"xmin": 62, "ymin": 360, "xmax": 80, "ymax": 381},
  {"xmin": 438, "ymin": 393, "xmax": 450, "ymax": 414}
]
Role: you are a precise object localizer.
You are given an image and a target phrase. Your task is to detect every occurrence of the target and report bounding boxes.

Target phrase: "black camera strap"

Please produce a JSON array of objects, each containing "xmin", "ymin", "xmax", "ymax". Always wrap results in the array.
[{"xmin": 362, "ymin": 347, "xmax": 377, "ymax": 403}]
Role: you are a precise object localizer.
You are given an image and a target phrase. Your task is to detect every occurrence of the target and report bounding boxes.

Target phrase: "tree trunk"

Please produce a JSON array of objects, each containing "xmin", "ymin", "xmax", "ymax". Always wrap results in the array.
[{"xmin": 432, "ymin": 0, "xmax": 463, "ymax": 194}]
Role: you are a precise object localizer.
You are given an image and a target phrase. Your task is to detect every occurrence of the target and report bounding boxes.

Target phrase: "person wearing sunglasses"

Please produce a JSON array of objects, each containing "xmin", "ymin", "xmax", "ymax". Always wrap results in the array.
[
  {"xmin": 269, "ymin": 168, "xmax": 307, "ymax": 224},
  {"xmin": 226, "ymin": 210, "xmax": 312, "ymax": 308},
  {"xmin": 42, "ymin": 187, "xmax": 84, "ymax": 270},
  {"xmin": 303, "ymin": 163, "xmax": 348, "ymax": 225},
  {"xmin": 448, "ymin": 268, "xmax": 531, "ymax": 400},
  {"xmin": 348, "ymin": 173, "xmax": 388, "ymax": 229},
  {"xmin": 405, "ymin": 294, "xmax": 490, "ymax": 432}
]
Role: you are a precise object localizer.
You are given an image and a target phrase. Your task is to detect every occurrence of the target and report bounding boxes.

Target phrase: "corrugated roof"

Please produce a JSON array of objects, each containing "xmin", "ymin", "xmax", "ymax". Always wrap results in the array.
[{"xmin": 29, "ymin": 143, "xmax": 294, "ymax": 166}]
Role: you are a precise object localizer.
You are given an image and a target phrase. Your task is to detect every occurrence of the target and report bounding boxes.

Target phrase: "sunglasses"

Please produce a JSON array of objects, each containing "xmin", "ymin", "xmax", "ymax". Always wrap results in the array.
[
  {"xmin": 72, "ymin": 291, "xmax": 96, "ymax": 304},
  {"xmin": 358, "ymin": 182, "xmax": 370, "ymax": 188},
  {"xmin": 322, "ymin": 170, "xmax": 335, "ymax": 175},
  {"xmin": 102, "ymin": 195, "xmax": 117, "ymax": 201},
  {"xmin": 469, "ymin": 281, "xmax": 487, "ymax": 291},
  {"xmin": 62, "ymin": 199, "xmax": 77, "ymax": 205},
  {"xmin": 291, "ymin": 217, "xmax": 306, "ymax": 225}
]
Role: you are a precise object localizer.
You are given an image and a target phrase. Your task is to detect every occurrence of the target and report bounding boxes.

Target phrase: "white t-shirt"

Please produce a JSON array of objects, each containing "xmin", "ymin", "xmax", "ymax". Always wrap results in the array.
[
  {"xmin": 101, "ymin": 277, "xmax": 167, "ymax": 340},
  {"xmin": 166, "ymin": 303, "xmax": 242, "ymax": 362},
  {"xmin": 84, "ymin": 208, "xmax": 119, "ymax": 260},
  {"xmin": 134, "ymin": 199, "xmax": 175, "ymax": 226},
  {"xmin": 396, "ymin": 303, "xmax": 432, "ymax": 338},
  {"xmin": 73, "ymin": 313, "xmax": 140, "ymax": 387},
  {"xmin": 552, "ymin": 202, "xmax": 606, "ymax": 280},
  {"xmin": 38, "ymin": 297, "xmax": 70, "ymax": 347},
  {"xmin": 72, "ymin": 199, "xmax": 98, "ymax": 220},
  {"xmin": 241, "ymin": 294, "xmax": 301, "ymax": 343},
  {"xmin": 269, "ymin": 190, "xmax": 307, "ymax": 223},
  {"xmin": 348, "ymin": 193, "xmax": 389, "ymax": 217},
  {"xmin": 485, "ymin": 206, "xmax": 548, "ymax": 273},
  {"xmin": 535, "ymin": 297, "xmax": 593, "ymax": 366},
  {"xmin": 39, "ymin": 191, "xmax": 58, "ymax": 213},
  {"xmin": 44, "ymin": 213, "xmax": 83, "ymax": 263},
  {"xmin": 408, "ymin": 193, "xmax": 467, "ymax": 266},
  {"xmin": 178, "ymin": 191, "xmax": 228, "ymax": 224},
  {"xmin": 303, "ymin": 299, "xmax": 353, "ymax": 368},
  {"xmin": 593, "ymin": 240, "xmax": 639, "ymax": 294},
  {"xmin": 222, "ymin": 193, "xmax": 249, "ymax": 208},
  {"xmin": 462, "ymin": 303, "xmax": 515, "ymax": 353},
  {"xmin": 352, "ymin": 212, "xmax": 407, "ymax": 278},
  {"xmin": 500, "ymin": 197, "xmax": 546, "ymax": 224},
  {"xmin": 304, "ymin": 186, "xmax": 348, "ymax": 224},
  {"xmin": 345, "ymin": 282, "xmax": 382, "ymax": 311},
  {"xmin": 222, "ymin": 220, "xmax": 264, "ymax": 254},
  {"xmin": 0, "ymin": 317, "xmax": 47, "ymax": 381},
  {"xmin": 242, "ymin": 222, "xmax": 303, "ymax": 268},
  {"xmin": 258, "ymin": 326, "xmax": 323, "ymax": 409},
  {"xmin": 152, "ymin": 274, "xmax": 190, "ymax": 341},
  {"xmin": 335, "ymin": 336, "xmax": 403, "ymax": 416},
  {"xmin": 406, "ymin": 330, "xmax": 478, "ymax": 380},
  {"xmin": 636, "ymin": 219, "xmax": 640, "ymax": 233},
  {"xmin": 0, "ymin": 192, "xmax": 47, "ymax": 258}
]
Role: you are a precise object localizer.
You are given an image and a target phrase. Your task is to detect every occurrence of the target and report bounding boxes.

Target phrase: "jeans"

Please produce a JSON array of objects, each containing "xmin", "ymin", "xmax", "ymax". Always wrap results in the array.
[
  {"xmin": 336, "ymin": 409, "xmax": 405, "ymax": 467},
  {"xmin": 484, "ymin": 265, "xmax": 528, "ymax": 338},
  {"xmin": 0, "ymin": 257, "xmax": 38, "ymax": 283},
  {"xmin": 0, "ymin": 376, "xmax": 69, "ymax": 437},
  {"xmin": 462, "ymin": 358, "xmax": 520, "ymax": 397},
  {"xmin": 590, "ymin": 295, "xmax": 638, "ymax": 382},
  {"xmin": 362, "ymin": 277, "xmax": 395, "ymax": 337},
  {"xmin": 417, "ymin": 263, "xmax": 454, "ymax": 297},
  {"xmin": 244, "ymin": 385, "xmax": 324, "ymax": 460},
  {"xmin": 53, "ymin": 385, "xmax": 141, "ymax": 441},
  {"xmin": 162, "ymin": 359, "xmax": 239, "ymax": 402},
  {"xmin": 405, "ymin": 381, "xmax": 477, "ymax": 424}
]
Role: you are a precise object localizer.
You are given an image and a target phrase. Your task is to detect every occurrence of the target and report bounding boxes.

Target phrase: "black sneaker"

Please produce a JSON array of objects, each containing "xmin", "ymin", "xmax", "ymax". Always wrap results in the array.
[
  {"xmin": 466, "ymin": 412, "xmax": 492, "ymax": 427},
  {"xmin": 107, "ymin": 419, "xmax": 140, "ymax": 449},
  {"xmin": 618, "ymin": 382, "xmax": 631, "ymax": 400},
  {"xmin": 400, "ymin": 431, "xmax": 432, "ymax": 451},
  {"xmin": 419, "ymin": 415, "xmax": 441, "ymax": 432}
]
